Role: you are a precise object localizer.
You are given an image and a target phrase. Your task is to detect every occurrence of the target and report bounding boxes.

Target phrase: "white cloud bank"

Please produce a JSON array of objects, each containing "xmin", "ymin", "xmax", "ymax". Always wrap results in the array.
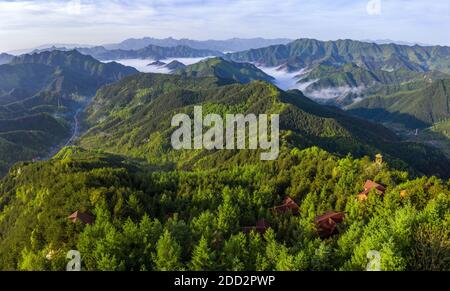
[{"xmin": 107, "ymin": 57, "xmax": 211, "ymax": 74}]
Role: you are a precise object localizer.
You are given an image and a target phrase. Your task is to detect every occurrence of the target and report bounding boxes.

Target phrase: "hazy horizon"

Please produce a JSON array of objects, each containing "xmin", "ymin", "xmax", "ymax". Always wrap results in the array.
[
  {"xmin": 4, "ymin": 36, "xmax": 444, "ymax": 55},
  {"xmin": 1, "ymin": 0, "xmax": 450, "ymax": 53}
]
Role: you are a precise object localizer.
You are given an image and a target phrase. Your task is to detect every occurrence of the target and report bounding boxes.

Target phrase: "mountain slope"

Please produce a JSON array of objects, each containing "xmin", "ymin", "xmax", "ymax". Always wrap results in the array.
[
  {"xmin": 348, "ymin": 79, "xmax": 450, "ymax": 128},
  {"xmin": 175, "ymin": 57, "xmax": 275, "ymax": 84},
  {"xmin": 164, "ymin": 60, "xmax": 186, "ymax": 72},
  {"xmin": 227, "ymin": 38, "xmax": 450, "ymax": 73},
  {"xmin": 78, "ymin": 73, "xmax": 449, "ymax": 177},
  {"xmin": 11, "ymin": 50, "xmax": 137, "ymax": 87},
  {"xmin": 298, "ymin": 63, "xmax": 450, "ymax": 105},
  {"xmin": 0, "ymin": 50, "xmax": 138, "ymax": 174}
]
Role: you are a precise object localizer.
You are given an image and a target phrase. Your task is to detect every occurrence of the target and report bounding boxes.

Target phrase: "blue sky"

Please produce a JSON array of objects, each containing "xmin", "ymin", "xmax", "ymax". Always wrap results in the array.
[{"xmin": 1, "ymin": 0, "xmax": 450, "ymax": 52}]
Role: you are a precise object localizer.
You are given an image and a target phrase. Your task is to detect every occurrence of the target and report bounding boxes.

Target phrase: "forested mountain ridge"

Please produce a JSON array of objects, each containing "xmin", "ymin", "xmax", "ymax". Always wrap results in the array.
[
  {"xmin": 348, "ymin": 79, "xmax": 450, "ymax": 129},
  {"xmin": 227, "ymin": 38, "xmax": 450, "ymax": 73},
  {"xmin": 226, "ymin": 39, "xmax": 450, "ymax": 106},
  {"xmin": 298, "ymin": 63, "xmax": 450, "ymax": 105},
  {"xmin": 175, "ymin": 57, "xmax": 275, "ymax": 84},
  {"xmin": 10, "ymin": 50, "xmax": 138, "ymax": 86},
  {"xmin": 78, "ymin": 73, "xmax": 449, "ymax": 177}
]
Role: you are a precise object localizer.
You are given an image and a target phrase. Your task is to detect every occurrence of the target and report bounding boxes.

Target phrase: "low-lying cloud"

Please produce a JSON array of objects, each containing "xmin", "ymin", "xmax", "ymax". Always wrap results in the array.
[
  {"xmin": 305, "ymin": 86, "xmax": 366, "ymax": 100},
  {"xmin": 106, "ymin": 57, "xmax": 212, "ymax": 74}
]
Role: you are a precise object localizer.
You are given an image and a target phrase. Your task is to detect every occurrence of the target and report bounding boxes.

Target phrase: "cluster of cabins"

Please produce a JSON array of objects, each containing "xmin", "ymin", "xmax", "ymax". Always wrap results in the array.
[
  {"xmin": 242, "ymin": 178, "xmax": 388, "ymax": 239},
  {"xmin": 69, "ymin": 155, "xmax": 390, "ymax": 240},
  {"xmin": 69, "ymin": 179, "xmax": 388, "ymax": 240}
]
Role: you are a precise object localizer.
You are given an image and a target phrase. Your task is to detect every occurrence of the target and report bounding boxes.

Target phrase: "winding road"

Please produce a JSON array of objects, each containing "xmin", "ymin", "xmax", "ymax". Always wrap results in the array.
[
  {"xmin": 64, "ymin": 108, "xmax": 81, "ymax": 147},
  {"xmin": 45, "ymin": 108, "xmax": 82, "ymax": 160}
]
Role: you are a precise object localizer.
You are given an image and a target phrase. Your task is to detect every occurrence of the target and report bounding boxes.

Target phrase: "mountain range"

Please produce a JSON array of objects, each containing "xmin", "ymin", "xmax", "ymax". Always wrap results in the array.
[
  {"xmin": 297, "ymin": 63, "xmax": 450, "ymax": 105},
  {"xmin": 28, "ymin": 45, "xmax": 223, "ymax": 61},
  {"xmin": 6, "ymin": 43, "xmax": 95, "ymax": 56},
  {"xmin": 360, "ymin": 39, "xmax": 432, "ymax": 46},
  {"xmin": 227, "ymin": 38, "xmax": 450, "ymax": 73},
  {"xmin": 103, "ymin": 37, "xmax": 293, "ymax": 52},
  {"xmin": 1, "ymin": 45, "xmax": 448, "ymax": 176},
  {"xmin": 78, "ymin": 70, "xmax": 449, "ymax": 177},
  {"xmin": 76, "ymin": 45, "xmax": 223, "ymax": 61},
  {"xmin": 226, "ymin": 39, "xmax": 450, "ymax": 108}
]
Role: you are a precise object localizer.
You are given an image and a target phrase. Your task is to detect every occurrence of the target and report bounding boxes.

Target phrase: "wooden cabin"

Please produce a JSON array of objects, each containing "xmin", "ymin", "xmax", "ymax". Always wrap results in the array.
[
  {"xmin": 273, "ymin": 197, "xmax": 299, "ymax": 216},
  {"xmin": 315, "ymin": 212, "xmax": 345, "ymax": 239},
  {"xmin": 68, "ymin": 211, "xmax": 94, "ymax": 225},
  {"xmin": 243, "ymin": 219, "xmax": 270, "ymax": 235},
  {"xmin": 358, "ymin": 180, "xmax": 386, "ymax": 201}
]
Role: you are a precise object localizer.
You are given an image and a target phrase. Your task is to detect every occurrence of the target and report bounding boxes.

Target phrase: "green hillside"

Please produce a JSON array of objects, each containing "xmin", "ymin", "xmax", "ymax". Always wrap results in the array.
[
  {"xmin": 297, "ymin": 63, "xmax": 449, "ymax": 106},
  {"xmin": 78, "ymin": 73, "xmax": 449, "ymax": 177},
  {"xmin": 175, "ymin": 57, "xmax": 275, "ymax": 84},
  {"xmin": 0, "ymin": 50, "xmax": 138, "ymax": 175},
  {"xmin": 227, "ymin": 39, "xmax": 450, "ymax": 106},
  {"xmin": 301, "ymin": 63, "xmax": 448, "ymax": 92},
  {"xmin": 348, "ymin": 79, "xmax": 450, "ymax": 128},
  {"xmin": 0, "ymin": 144, "xmax": 448, "ymax": 271},
  {"xmin": 432, "ymin": 119, "xmax": 450, "ymax": 138},
  {"xmin": 228, "ymin": 39, "xmax": 450, "ymax": 73}
]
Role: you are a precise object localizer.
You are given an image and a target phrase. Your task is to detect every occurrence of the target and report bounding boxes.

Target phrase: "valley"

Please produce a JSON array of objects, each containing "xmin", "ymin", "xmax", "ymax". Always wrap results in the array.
[{"xmin": 0, "ymin": 50, "xmax": 138, "ymax": 174}]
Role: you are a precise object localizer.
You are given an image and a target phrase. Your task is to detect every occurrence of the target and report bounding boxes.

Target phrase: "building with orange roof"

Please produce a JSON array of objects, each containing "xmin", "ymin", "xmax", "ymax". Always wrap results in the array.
[
  {"xmin": 315, "ymin": 212, "xmax": 345, "ymax": 239},
  {"xmin": 273, "ymin": 197, "xmax": 299, "ymax": 216},
  {"xmin": 358, "ymin": 180, "xmax": 386, "ymax": 201}
]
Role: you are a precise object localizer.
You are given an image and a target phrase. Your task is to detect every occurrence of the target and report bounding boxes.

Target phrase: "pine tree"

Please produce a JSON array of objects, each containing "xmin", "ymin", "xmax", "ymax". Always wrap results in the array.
[
  {"xmin": 190, "ymin": 236, "xmax": 214, "ymax": 271},
  {"xmin": 153, "ymin": 230, "xmax": 182, "ymax": 271}
]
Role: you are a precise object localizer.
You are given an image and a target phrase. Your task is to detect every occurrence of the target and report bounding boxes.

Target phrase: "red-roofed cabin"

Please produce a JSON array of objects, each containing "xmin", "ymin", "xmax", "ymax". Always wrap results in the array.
[
  {"xmin": 315, "ymin": 212, "xmax": 345, "ymax": 239},
  {"xmin": 243, "ymin": 219, "xmax": 270, "ymax": 235},
  {"xmin": 273, "ymin": 197, "xmax": 299, "ymax": 216},
  {"xmin": 358, "ymin": 180, "xmax": 386, "ymax": 201},
  {"xmin": 68, "ymin": 211, "xmax": 94, "ymax": 225}
]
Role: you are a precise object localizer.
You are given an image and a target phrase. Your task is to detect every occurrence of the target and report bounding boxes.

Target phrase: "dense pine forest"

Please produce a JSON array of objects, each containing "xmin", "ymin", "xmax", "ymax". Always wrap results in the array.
[{"xmin": 0, "ymin": 146, "xmax": 448, "ymax": 271}]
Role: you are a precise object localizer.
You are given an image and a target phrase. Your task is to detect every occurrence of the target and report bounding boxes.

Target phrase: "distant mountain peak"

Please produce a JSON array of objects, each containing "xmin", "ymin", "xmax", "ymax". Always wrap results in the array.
[
  {"xmin": 176, "ymin": 57, "xmax": 275, "ymax": 84},
  {"xmin": 164, "ymin": 60, "xmax": 186, "ymax": 71},
  {"xmin": 103, "ymin": 37, "xmax": 293, "ymax": 52},
  {"xmin": 0, "ymin": 53, "xmax": 14, "ymax": 65}
]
